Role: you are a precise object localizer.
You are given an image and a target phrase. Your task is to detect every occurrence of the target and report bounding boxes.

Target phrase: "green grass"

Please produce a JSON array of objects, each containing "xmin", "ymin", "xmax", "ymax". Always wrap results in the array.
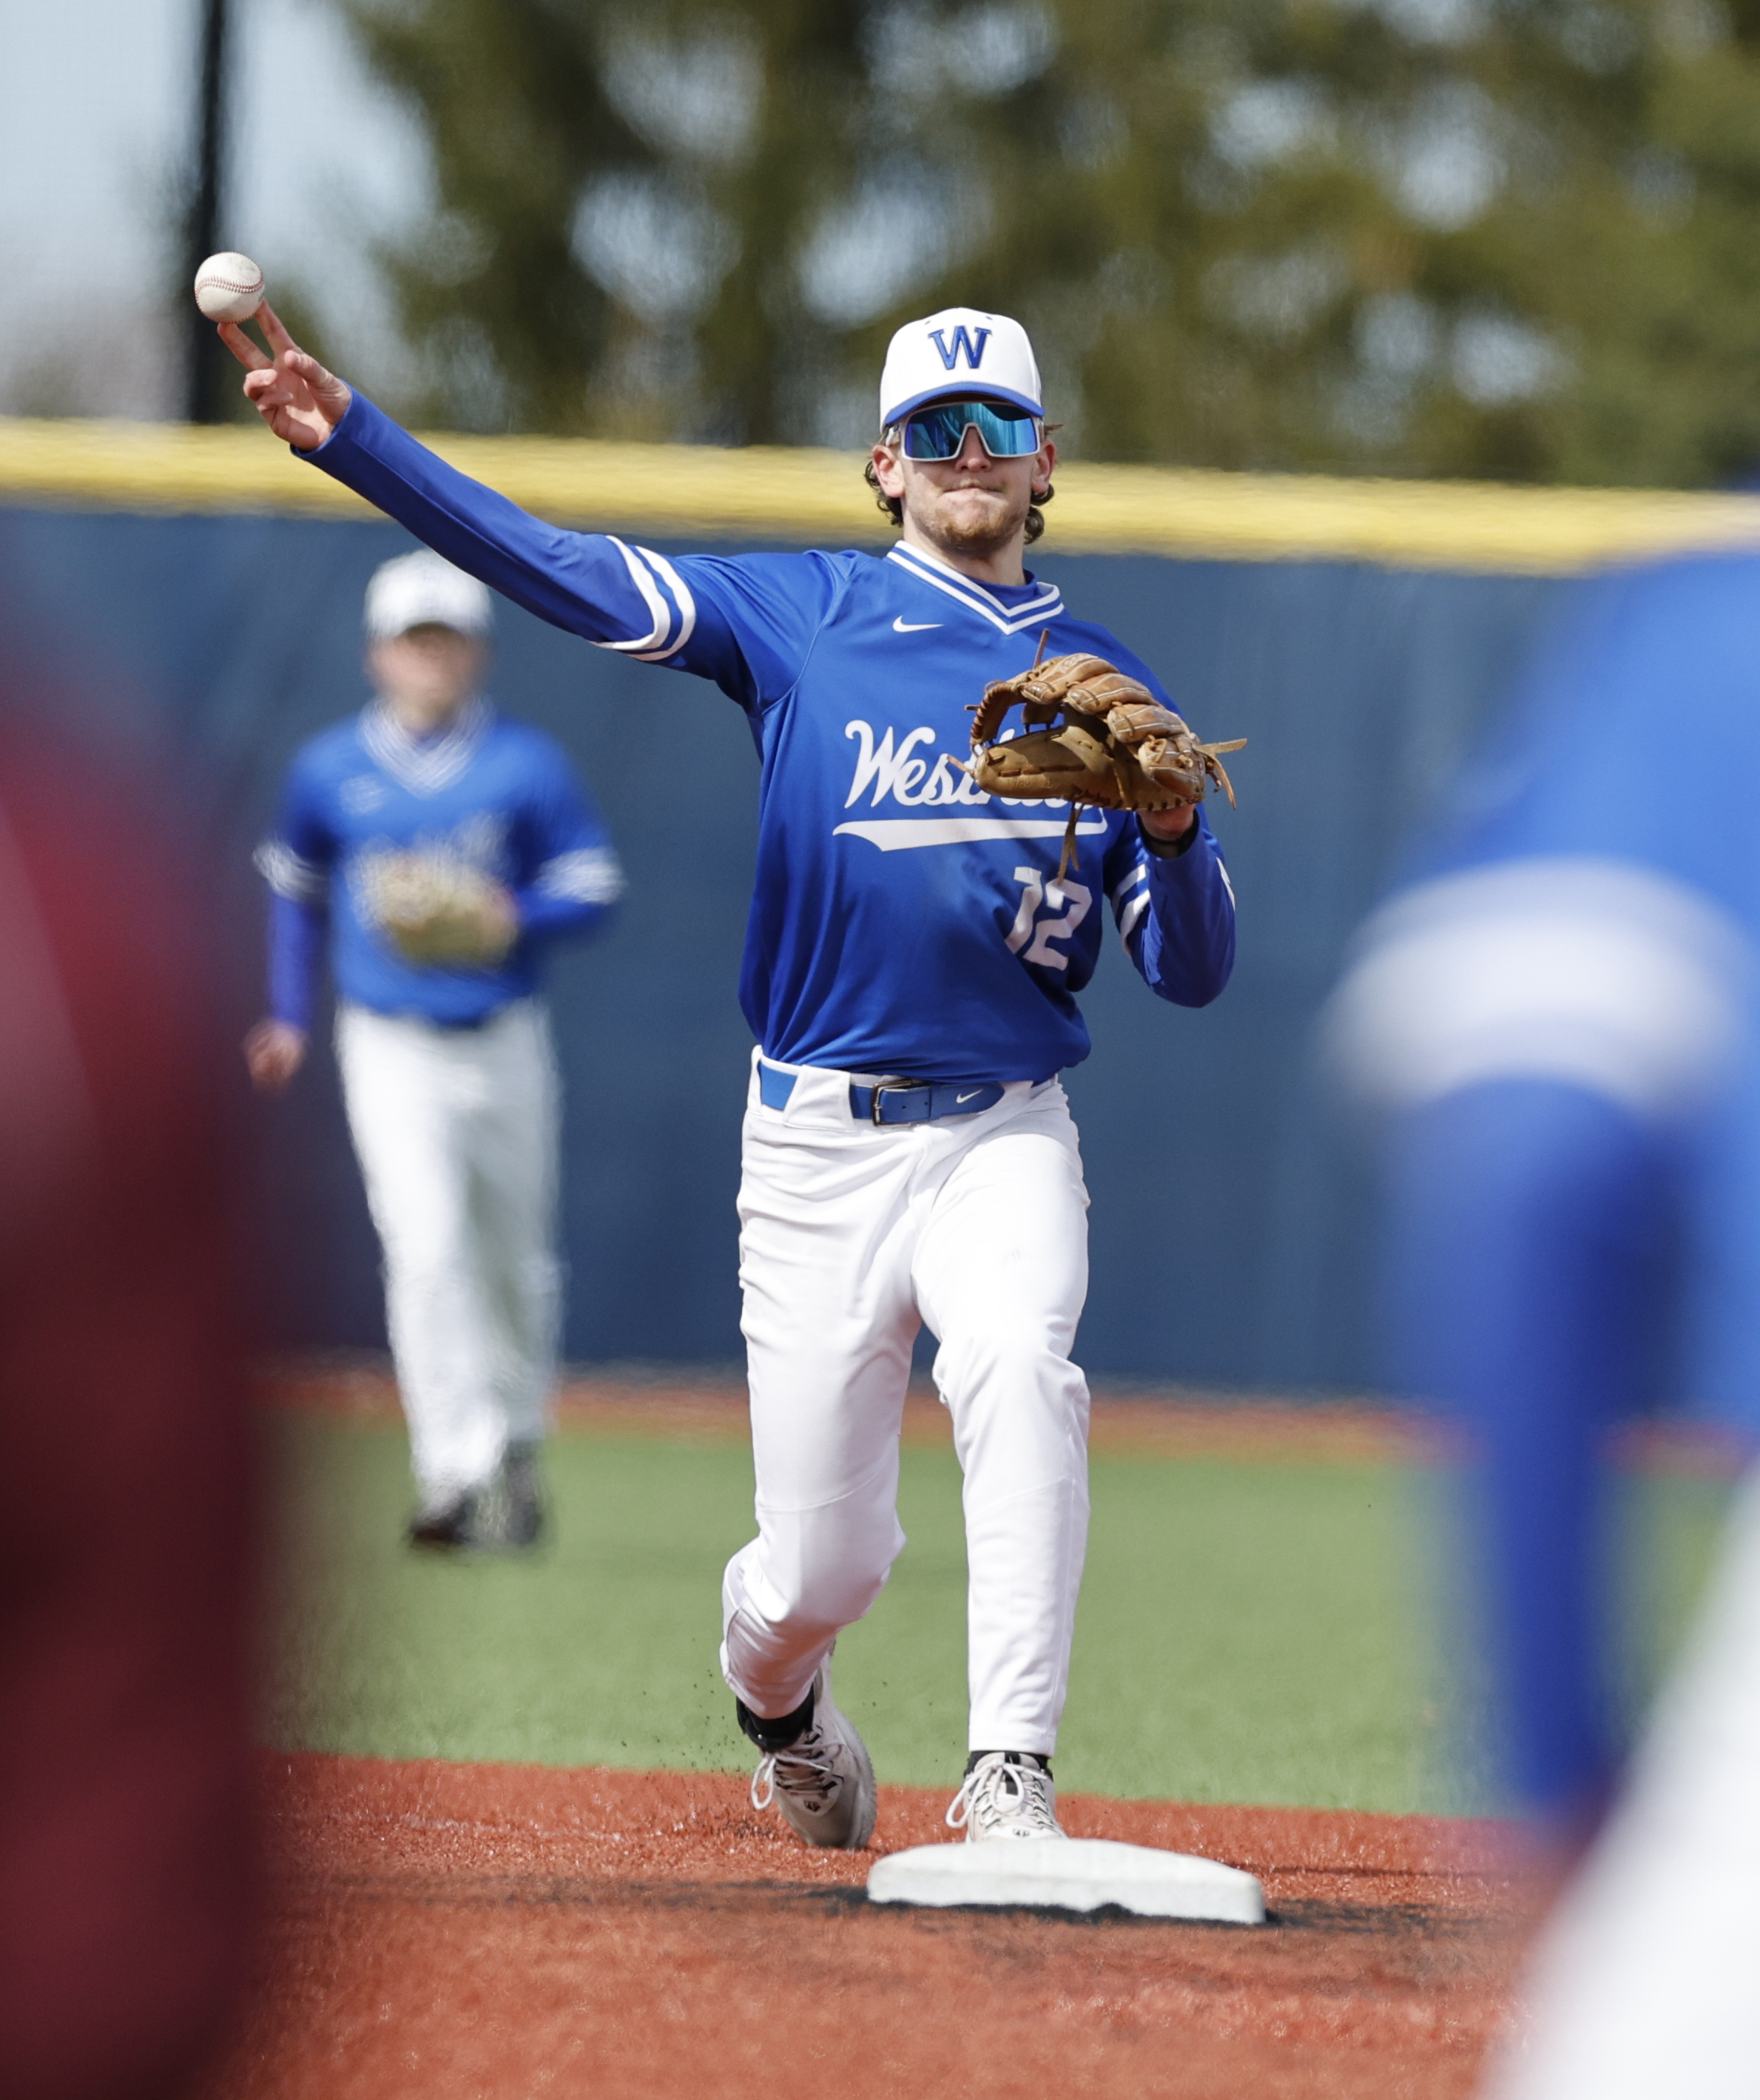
[{"xmin": 266, "ymin": 1415, "xmax": 1733, "ymax": 1814}]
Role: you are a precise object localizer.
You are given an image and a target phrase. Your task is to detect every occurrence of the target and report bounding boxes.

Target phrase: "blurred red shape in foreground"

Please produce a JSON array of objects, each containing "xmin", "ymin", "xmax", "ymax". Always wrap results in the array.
[{"xmin": 0, "ymin": 711, "xmax": 257, "ymax": 2100}]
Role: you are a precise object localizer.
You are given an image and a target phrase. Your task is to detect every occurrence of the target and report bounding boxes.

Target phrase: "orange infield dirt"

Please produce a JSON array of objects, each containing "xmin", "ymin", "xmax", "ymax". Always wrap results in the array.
[
  {"xmin": 257, "ymin": 1357, "xmax": 1443, "ymax": 1465},
  {"xmin": 206, "ymin": 1754, "xmax": 1532, "ymax": 2100}
]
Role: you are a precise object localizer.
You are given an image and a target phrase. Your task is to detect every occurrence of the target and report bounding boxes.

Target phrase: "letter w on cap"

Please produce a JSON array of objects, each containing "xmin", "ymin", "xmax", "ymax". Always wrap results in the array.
[{"xmin": 929, "ymin": 326, "xmax": 991, "ymax": 370}]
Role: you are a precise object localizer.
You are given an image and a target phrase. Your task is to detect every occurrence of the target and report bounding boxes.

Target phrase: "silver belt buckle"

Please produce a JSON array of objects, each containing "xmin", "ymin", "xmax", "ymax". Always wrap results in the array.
[{"xmin": 869, "ymin": 1076, "xmax": 927, "ymax": 1125}]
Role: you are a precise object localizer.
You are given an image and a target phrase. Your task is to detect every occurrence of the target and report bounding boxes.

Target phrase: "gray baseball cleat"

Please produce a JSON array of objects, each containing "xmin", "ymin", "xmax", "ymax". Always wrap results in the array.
[
  {"xmin": 945, "ymin": 1751, "xmax": 1068, "ymax": 1841},
  {"xmin": 748, "ymin": 1658, "xmax": 877, "ymax": 1849},
  {"xmin": 406, "ymin": 1446, "xmax": 545, "ymax": 1552},
  {"xmin": 407, "ymin": 1489, "xmax": 476, "ymax": 1550},
  {"xmin": 480, "ymin": 1443, "xmax": 544, "ymax": 1548}
]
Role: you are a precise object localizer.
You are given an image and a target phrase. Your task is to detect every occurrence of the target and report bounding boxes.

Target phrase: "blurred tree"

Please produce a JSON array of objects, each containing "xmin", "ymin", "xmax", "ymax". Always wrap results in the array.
[{"xmin": 343, "ymin": 0, "xmax": 1760, "ymax": 485}]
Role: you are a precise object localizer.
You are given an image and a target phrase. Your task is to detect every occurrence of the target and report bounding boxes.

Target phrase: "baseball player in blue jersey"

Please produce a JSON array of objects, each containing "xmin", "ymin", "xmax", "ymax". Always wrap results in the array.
[
  {"xmin": 245, "ymin": 549, "xmax": 624, "ymax": 1550},
  {"xmin": 222, "ymin": 300, "xmax": 1235, "ymax": 1848},
  {"xmin": 1326, "ymin": 552, "xmax": 1760, "ymax": 2096}
]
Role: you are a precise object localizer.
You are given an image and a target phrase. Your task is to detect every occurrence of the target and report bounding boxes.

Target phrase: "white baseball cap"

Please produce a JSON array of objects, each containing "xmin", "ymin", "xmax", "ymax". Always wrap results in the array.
[
  {"xmin": 364, "ymin": 550, "xmax": 493, "ymax": 641},
  {"xmin": 878, "ymin": 307, "xmax": 1043, "ymax": 429}
]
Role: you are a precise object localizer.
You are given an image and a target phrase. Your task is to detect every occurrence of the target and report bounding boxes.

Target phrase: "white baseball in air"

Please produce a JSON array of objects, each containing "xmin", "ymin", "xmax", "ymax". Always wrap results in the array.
[{"xmin": 193, "ymin": 252, "xmax": 265, "ymax": 324}]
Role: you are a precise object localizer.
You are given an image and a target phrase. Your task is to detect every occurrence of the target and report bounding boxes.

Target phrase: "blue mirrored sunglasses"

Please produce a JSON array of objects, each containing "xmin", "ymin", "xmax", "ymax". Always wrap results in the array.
[{"xmin": 900, "ymin": 400, "xmax": 1043, "ymax": 461}]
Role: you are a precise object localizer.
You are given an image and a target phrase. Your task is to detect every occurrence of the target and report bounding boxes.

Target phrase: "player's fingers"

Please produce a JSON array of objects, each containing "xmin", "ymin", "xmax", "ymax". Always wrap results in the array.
[
  {"xmin": 218, "ymin": 320, "xmax": 272, "ymax": 372},
  {"xmin": 285, "ymin": 350, "xmax": 353, "ymax": 424},
  {"xmin": 256, "ymin": 297, "xmax": 300, "ymax": 359},
  {"xmin": 285, "ymin": 349, "xmax": 335, "ymax": 393}
]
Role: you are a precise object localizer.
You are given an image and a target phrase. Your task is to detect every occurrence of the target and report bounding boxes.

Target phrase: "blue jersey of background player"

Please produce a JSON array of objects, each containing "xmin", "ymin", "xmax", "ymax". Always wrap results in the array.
[
  {"xmin": 223, "ymin": 297, "xmax": 1236, "ymax": 1859},
  {"xmin": 258, "ymin": 642, "xmax": 619, "ymax": 1035},
  {"xmin": 1328, "ymin": 550, "xmax": 1760, "ymax": 1848}
]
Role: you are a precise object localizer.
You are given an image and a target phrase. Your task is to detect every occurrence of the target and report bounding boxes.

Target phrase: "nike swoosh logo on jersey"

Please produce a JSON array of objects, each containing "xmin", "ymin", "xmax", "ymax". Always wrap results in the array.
[{"xmin": 891, "ymin": 617, "xmax": 941, "ymax": 632}]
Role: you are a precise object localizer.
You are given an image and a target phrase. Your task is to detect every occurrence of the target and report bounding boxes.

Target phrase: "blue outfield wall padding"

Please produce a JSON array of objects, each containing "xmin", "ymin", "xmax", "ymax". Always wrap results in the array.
[{"xmin": 0, "ymin": 505, "xmax": 1570, "ymax": 1390}]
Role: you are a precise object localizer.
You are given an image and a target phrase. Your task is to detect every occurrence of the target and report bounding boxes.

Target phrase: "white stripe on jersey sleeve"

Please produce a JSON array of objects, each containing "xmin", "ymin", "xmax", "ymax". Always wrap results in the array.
[
  {"xmin": 1110, "ymin": 863, "xmax": 1150, "ymax": 946},
  {"xmin": 590, "ymin": 538, "xmax": 697, "ymax": 661},
  {"xmin": 254, "ymin": 838, "xmax": 326, "ymax": 902},
  {"xmin": 632, "ymin": 547, "xmax": 698, "ymax": 661},
  {"xmin": 1109, "ymin": 864, "xmax": 1147, "ymax": 914},
  {"xmin": 1118, "ymin": 890, "xmax": 1153, "ymax": 943},
  {"xmin": 1324, "ymin": 857, "xmax": 1751, "ymax": 1123},
  {"xmin": 533, "ymin": 846, "xmax": 626, "ymax": 904}
]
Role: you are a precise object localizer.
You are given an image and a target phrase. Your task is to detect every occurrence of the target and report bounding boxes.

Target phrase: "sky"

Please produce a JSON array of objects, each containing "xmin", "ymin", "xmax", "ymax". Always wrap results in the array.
[{"xmin": 0, "ymin": 0, "xmax": 431, "ymax": 420}]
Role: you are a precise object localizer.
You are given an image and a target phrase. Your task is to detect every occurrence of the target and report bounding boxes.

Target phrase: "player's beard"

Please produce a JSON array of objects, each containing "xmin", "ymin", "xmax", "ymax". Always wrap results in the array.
[{"xmin": 912, "ymin": 480, "xmax": 1033, "ymax": 562}]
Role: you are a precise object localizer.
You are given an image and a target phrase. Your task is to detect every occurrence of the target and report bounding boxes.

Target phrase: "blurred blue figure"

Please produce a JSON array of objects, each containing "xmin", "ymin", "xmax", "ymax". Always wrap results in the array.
[{"xmin": 1326, "ymin": 549, "xmax": 1760, "ymax": 2097}]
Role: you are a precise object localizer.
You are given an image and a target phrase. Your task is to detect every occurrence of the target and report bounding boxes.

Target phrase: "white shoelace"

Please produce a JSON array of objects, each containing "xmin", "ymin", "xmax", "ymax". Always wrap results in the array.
[
  {"xmin": 945, "ymin": 1752, "xmax": 1065, "ymax": 1839},
  {"xmin": 750, "ymin": 1727, "xmax": 842, "ymax": 1814}
]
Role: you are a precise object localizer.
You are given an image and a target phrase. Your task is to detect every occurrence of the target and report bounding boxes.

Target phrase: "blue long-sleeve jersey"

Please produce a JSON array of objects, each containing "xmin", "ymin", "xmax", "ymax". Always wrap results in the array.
[
  {"xmin": 297, "ymin": 394, "xmax": 1235, "ymax": 1081},
  {"xmin": 1328, "ymin": 550, "xmax": 1760, "ymax": 1825},
  {"xmin": 258, "ymin": 699, "xmax": 623, "ymax": 1029}
]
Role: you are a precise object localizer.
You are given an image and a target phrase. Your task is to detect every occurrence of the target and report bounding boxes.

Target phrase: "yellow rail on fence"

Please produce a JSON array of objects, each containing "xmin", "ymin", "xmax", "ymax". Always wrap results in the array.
[{"xmin": 5, "ymin": 413, "xmax": 1760, "ymax": 577}]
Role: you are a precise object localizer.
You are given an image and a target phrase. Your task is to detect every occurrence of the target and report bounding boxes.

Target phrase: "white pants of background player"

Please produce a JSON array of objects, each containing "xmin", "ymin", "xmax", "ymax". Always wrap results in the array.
[
  {"xmin": 1480, "ymin": 1463, "xmax": 1760, "ymax": 2100},
  {"xmin": 336, "ymin": 999, "xmax": 562, "ymax": 1504},
  {"xmin": 721, "ymin": 1054, "xmax": 1091, "ymax": 1756}
]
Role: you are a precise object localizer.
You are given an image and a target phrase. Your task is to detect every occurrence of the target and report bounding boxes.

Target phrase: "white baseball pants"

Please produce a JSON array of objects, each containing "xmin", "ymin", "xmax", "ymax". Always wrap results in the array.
[
  {"xmin": 335, "ymin": 1000, "xmax": 562, "ymax": 1502},
  {"xmin": 721, "ymin": 1054, "xmax": 1092, "ymax": 1756}
]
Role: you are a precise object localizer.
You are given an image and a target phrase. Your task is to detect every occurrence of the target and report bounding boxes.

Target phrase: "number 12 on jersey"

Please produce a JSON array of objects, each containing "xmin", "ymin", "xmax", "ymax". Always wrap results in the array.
[{"xmin": 1006, "ymin": 867, "xmax": 1092, "ymax": 969}]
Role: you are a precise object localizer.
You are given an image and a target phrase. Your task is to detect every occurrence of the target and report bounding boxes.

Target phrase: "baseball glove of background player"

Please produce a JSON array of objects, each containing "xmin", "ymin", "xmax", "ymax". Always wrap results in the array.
[
  {"xmin": 362, "ymin": 852, "xmax": 516, "ymax": 967},
  {"xmin": 968, "ymin": 650, "xmax": 1245, "ymax": 878}
]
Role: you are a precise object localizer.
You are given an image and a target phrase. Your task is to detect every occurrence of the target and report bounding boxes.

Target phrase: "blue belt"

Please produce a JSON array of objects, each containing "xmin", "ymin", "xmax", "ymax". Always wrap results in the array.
[{"xmin": 758, "ymin": 1060, "xmax": 1006, "ymax": 1125}]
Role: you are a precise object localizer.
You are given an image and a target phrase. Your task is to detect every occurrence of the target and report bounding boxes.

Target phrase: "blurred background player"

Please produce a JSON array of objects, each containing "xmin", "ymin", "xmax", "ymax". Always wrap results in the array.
[
  {"xmin": 220, "ymin": 300, "xmax": 1235, "ymax": 1849},
  {"xmin": 1326, "ymin": 549, "xmax": 1760, "ymax": 2096},
  {"xmin": 245, "ymin": 549, "xmax": 624, "ymax": 1551}
]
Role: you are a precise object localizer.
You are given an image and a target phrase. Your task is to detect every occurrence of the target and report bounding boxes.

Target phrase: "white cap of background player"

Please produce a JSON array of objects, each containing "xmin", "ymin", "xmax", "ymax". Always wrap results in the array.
[
  {"xmin": 364, "ymin": 549, "xmax": 493, "ymax": 641},
  {"xmin": 878, "ymin": 308, "xmax": 1043, "ymax": 429}
]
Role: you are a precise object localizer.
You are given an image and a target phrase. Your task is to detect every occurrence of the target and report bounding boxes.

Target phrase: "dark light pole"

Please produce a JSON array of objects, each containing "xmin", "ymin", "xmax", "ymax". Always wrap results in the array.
[{"xmin": 183, "ymin": 0, "xmax": 232, "ymax": 423}]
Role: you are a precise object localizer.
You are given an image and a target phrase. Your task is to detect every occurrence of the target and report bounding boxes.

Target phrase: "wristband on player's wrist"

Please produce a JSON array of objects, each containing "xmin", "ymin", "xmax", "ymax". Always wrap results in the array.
[{"xmin": 1139, "ymin": 812, "xmax": 1199, "ymax": 858}]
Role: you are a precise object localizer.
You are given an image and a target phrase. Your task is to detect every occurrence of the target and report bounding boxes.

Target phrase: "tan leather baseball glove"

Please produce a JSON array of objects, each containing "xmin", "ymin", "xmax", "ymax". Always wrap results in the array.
[
  {"xmin": 970, "ymin": 651, "xmax": 1245, "ymax": 812},
  {"xmin": 362, "ymin": 852, "xmax": 516, "ymax": 967},
  {"xmin": 968, "ymin": 651, "xmax": 1245, "ymax": 877}
]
